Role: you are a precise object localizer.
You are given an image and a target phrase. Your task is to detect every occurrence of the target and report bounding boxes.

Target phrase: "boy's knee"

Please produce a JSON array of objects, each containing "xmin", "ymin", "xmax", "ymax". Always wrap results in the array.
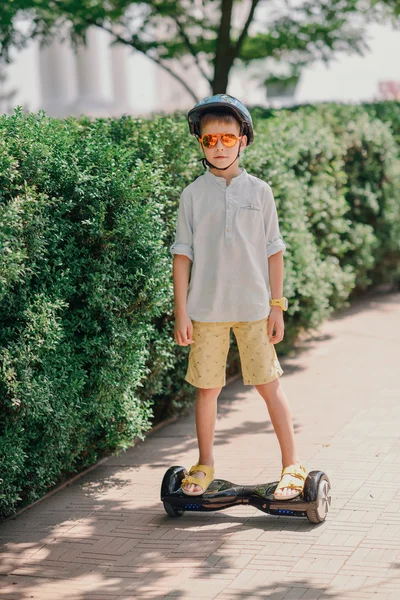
[
  {"xmin": 255, "ymin": 377, "xmax": 280, "ymax": 395},
  {"xmin": 198, "ymin": 386, "xmax": 222, "ymax": 397}
]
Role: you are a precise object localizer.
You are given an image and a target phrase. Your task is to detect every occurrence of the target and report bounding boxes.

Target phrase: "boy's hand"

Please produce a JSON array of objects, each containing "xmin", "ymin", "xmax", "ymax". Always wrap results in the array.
[
  {"xmin": 267, "ymin": 306, "xmax": 284, "ymax": 344},
  {"xmin": 174, "ymin": 312, "xmax": 195, "ymax": 346}
]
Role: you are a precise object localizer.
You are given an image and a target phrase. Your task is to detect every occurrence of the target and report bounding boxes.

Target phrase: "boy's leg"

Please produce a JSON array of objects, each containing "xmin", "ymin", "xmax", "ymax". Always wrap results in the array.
[
  {"xmin": 182, "ymin": 386, "xmax": 222, "ymax": 493},
  {"xmin": 255, "ymin": 378, "xmax": 299, "ymax": 477},
  {"xmin": 183, "ymin": 320, "xmax": 231, "ymax": 493},
  {"xmin": 233, "ymin": 318, "xmax": 301, "ymax": 498}
]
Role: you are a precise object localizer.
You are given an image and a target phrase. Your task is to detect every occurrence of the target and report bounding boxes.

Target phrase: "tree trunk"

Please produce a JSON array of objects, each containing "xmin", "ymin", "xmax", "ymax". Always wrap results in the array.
[{"xmin": 213, "ymin": 0, "xmax": 236, "ymax": 93}]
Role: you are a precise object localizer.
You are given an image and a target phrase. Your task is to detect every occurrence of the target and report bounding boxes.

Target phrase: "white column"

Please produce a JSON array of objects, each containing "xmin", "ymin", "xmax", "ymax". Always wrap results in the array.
[
  {"xmin": 109, "ymin": 25, "xmax": 131, "ymax": 116},
  {"xmin": 71, "ymin": 27, "xmax": 112, "ymax": 117},
  {"xmin": 110, "ymin": 43, "xmax": 130, "ymax": 114},
  {"xmin": 38, "ymin": 37, "xmax": 76, "ymax": 117}
]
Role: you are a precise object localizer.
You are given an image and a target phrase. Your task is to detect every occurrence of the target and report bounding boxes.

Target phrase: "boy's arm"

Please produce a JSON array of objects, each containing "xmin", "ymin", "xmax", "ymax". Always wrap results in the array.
[
  {"xmin": 268, "ymin": 250, "xmax": 284, "ymax": 301},
  {"xmin": 263, "ymin": 183, "xmax": 286, "ymax": 300},
  {"xmin": 263, "ymin": 184, "xmax": 286, "ymax": 259},
  {"xmin": 170, "ymin": 191, "xmax": 193, "ymax": 316},
  {"xmin": 172, "ymin": 255, "xmax": 191, "ymax": 316},
  {"xmin": 263, "ymin": 184, "xmax": 286, "ymax": 339},
  {"xmin": 268, "ymin": 250, "xmax": 285, "ymax": 343}
]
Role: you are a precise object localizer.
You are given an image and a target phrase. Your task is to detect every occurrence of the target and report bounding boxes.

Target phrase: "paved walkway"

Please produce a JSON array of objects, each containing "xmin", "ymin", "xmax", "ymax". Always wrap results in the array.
[{"xmin": 1, "ymin": 289, "xmax": 399, "ymax": 600}]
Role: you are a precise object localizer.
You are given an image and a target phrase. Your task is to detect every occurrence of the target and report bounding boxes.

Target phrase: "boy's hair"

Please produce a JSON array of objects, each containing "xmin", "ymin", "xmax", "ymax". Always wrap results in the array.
[{"xmin": 199, "ymin": 108, "xmax": 241, "ymax": 135}]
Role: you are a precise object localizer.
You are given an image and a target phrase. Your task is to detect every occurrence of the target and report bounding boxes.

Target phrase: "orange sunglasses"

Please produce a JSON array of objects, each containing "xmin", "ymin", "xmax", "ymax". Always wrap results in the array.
[{"xmin": 198, "ymin": 133, "xmax": 243, "ymax": 148}]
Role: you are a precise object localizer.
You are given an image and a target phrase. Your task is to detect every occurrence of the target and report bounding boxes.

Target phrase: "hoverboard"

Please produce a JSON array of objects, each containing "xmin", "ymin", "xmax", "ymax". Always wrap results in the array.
[{"xmin": 161, "ymin": 466, "xmax": 331, "ymax": 524}]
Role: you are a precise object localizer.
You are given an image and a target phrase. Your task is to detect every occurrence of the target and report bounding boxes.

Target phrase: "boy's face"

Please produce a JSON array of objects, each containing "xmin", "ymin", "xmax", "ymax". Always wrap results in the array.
[{"xmin": 198, "ymin": 119, "xmax": 247, "ymax": 167}]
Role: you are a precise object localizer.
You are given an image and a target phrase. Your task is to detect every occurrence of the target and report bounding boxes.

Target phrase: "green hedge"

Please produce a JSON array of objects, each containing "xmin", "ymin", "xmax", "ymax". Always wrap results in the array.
[{"xmin": 0, "ymin": 102, "xmax": 399, "ymax": 519}]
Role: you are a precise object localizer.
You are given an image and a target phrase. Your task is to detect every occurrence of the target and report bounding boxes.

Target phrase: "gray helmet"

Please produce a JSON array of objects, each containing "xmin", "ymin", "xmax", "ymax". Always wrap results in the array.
[{"xmin": 188, "ymin": 93, "xmax": 254, "ymax": 146}]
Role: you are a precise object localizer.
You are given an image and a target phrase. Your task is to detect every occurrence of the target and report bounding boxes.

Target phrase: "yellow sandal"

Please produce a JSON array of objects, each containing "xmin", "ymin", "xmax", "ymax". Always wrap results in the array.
[
  {"xmin": 181, "ymin": 463, "xmax": 215, "ymax": 496},
  {"xmin": 274, "ymin": 463, "xmax": 308, "ymax": 500}
]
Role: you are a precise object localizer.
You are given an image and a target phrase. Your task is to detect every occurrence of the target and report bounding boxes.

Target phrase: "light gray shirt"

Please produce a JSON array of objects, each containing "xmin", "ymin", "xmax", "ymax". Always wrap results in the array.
[{"xmin": 170, "ymin": 167, "xmax": 287, "ymax": 322}]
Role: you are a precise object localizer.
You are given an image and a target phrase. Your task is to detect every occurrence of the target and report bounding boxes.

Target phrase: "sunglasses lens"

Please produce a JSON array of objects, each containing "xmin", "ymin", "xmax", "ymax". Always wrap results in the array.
[
  {"xmin": 202, "ymin": 134, "xmax": 217, "ymax": 148},
  {"xmin": 221, "ymin": 134, "xmax": 237, "ymax": 147}
]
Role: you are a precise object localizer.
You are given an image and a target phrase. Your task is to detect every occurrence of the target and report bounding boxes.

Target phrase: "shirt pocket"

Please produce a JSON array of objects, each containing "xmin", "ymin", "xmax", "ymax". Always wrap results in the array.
[
  {"xmin": 236, "ymin": 203, "xmax": 264, "ymax": 242},
  {"xmin": 239, "ymin": 203, "xmax": 262, "ymax": 212}
]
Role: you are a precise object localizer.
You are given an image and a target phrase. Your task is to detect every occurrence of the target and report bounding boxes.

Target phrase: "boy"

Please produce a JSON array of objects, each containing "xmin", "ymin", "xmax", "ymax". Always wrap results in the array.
[{"xmin": 170, "ymin": 94, "xmax": 308, "ymax": 499}]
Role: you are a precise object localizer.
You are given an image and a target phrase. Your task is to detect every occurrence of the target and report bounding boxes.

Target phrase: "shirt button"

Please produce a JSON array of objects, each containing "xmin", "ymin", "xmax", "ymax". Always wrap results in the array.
[{"xmin": 226, "ymin": 228, "xmax": 230, "ymax": 232}]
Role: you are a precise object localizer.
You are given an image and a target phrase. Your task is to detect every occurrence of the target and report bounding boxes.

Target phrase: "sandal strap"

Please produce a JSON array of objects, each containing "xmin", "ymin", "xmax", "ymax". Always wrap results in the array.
[
  {"xmin": 281, "ymin": 464, "xmax": 308, "ymax": 481},
  {"xmin": 275, "ymin": 478, "xmax": 303, "ymax": 491},
  {"xmin": 275, "ymin": 464, "xmax": 308, "ymax": 493},
  {"xmin": 188, "ymin": 463, "xmax": 215, "ymax": 476},
  {"xmin": 181, "ymin": 463, "xmax": 215, "ymax": 490},
  {"xmin": 182, "ymin": 474, "xmax": 209, "ymax": 486}
]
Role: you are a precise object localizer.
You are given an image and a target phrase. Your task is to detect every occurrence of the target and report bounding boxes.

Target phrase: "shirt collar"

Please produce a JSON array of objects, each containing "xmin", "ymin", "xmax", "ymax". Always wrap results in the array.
[{"xmin": 204, "ymin": 167, "xmax": 247, "ymax": 188}]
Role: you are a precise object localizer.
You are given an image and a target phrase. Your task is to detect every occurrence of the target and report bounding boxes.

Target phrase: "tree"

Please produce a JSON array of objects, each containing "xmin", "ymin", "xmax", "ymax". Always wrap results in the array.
[{"xmin": 0, "ymin": 0, "xmax": 399, "ymax": 102}]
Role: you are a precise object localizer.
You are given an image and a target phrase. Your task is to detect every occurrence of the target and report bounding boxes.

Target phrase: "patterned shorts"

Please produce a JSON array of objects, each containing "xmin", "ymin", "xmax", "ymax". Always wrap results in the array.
[{"xmin": 185, "ymin": 316, "xmax": 284, "ymax": 389}]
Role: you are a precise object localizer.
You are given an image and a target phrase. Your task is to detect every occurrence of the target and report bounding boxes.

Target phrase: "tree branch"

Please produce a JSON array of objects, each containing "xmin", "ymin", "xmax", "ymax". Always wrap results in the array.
[
  {"xmin": 172, "ymin": 15, "xmax": 212, "ymax": 85},
  {"xmin": 93, "ymin": 22, "xmax": 201, "ymax": 103},
  {"xmin": 233, "ymin": 0, "xmax": 261, "ymax": 57}
]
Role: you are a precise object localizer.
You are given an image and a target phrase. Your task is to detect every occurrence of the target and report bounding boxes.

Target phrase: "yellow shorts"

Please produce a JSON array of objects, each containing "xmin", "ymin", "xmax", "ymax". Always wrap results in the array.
[{"xmin": 185, "ymin": 316, "xmax": 284, "ymax": 389}]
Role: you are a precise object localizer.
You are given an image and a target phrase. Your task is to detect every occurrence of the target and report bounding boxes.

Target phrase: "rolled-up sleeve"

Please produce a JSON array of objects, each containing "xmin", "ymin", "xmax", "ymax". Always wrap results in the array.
[
  {"xmin": 170, "ymin": 191, "xmax": 194, "ymax": 262},
  {"xmin": 263, "ymin": 184, "xmax": 287, "ymax": 258}
]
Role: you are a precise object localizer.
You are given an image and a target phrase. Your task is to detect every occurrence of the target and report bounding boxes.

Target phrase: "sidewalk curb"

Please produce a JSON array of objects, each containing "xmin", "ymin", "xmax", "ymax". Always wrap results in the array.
[{"xmin": 2, "ymin": 372, "xmax": 242, "ymax": 524}]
